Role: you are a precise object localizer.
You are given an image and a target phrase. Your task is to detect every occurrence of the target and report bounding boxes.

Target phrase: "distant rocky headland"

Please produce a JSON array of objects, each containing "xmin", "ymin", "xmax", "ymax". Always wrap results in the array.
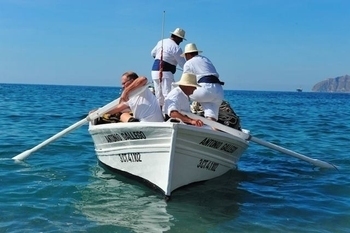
[{"xmin": 312, "ymin": 75, "xmax": 350, "ymax": 92}]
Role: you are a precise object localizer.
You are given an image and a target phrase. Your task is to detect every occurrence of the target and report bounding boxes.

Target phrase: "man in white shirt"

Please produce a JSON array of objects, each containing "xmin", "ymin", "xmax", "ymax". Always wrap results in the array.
[
  {"xmin": 182, "ymin": 43, "xmax": 225, "ymax": 121},
  {"xmin": 151, "ymin": 28, "xmax": 186, "ymax": 108},
  {"xmin": 108, "ymin": 71, "xmax": 164, "ymax": 122},
  {"xmin": 163, "ymin": 73, "xmax": 204, "ymax": 127}
]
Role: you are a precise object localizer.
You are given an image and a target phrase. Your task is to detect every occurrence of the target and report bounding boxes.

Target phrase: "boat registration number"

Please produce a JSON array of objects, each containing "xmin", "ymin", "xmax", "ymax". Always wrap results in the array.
[
  {"xmin": 118, "ymin": 153, "xmax": 142, "ymax": 163},
  {"xmin": 197, "ymin": 159, "xmax": 219, "ymax": 172}
]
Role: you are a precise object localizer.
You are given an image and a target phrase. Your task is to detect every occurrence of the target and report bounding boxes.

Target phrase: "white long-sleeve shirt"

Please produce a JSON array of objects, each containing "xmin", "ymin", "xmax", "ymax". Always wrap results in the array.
[
  {"xmin": 151, "ymin": 38, "xmax": 186, "ymax": 68},
  {"xmin": 183, "ymin": 55, "xmax": 219, "ymax": 80},
  {"xmin": 163, "ymin": 87, "xmax": 191, "ymax": 116}
]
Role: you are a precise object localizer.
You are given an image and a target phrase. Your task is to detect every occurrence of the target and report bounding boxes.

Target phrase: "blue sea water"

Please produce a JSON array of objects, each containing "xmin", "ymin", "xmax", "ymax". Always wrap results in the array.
[{"xmin": 1, "ymin": 83, "xmax": 349, "ymax": 233}]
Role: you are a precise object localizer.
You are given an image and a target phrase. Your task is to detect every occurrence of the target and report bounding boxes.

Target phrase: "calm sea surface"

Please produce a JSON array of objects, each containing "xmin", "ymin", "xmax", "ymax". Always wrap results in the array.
[{"xmin": 1, "ymin": 83, "xmax": 349, "ymax": 233}]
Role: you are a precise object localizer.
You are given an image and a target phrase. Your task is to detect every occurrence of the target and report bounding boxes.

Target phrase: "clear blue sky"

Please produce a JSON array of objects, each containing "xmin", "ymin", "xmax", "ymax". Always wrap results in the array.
[{"xmin": 1, "ymin": 0, "xmax": 349, "ymax": 91}]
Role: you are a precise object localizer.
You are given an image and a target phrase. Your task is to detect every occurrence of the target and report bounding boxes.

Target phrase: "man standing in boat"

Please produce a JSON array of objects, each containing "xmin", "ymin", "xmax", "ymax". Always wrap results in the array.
[
  {"xmin": 182, "ymin": 43, "xmax": 224, "ymax": 122},
  {"xmin": 107, "ymin": 71, "xmax": 164, "ymax": 122},
  {"xmin": 151, "ymin": 28, "xmax": 186, "ymax": 108},
  {"xmin": 163, "ymin": 73, "xmax": 204, "ymax": 127}
]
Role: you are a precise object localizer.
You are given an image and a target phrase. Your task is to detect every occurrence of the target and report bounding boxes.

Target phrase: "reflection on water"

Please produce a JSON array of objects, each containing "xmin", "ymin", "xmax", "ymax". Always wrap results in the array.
[
  {"xmin": 166, "ymin": 170, "xmax": 243, "ymax": 233},
  {"xmin": 77, "ymin": 165, "xmax": 242, "ymax": 232},
  {"xmin": 77, "ymin": 166, "xmax": 173, "ymax": 233}
]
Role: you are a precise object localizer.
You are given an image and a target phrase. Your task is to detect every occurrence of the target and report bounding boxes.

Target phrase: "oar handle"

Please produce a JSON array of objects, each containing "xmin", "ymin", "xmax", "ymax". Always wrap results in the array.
[
  {"xmin": 184, "ymin": 112, "xmax": 249, "ymax": 139},
  {"xmin": 88, "ymin": 82, "xmax": 149, "ymax": 121}
]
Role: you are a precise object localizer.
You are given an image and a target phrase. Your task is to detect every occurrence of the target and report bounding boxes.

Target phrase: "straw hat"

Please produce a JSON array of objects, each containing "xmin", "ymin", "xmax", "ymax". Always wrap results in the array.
[
  {"xmin": 174, "ymin": 73, "xmax": 201, "ymax": 88},
  {"xmin": 170, "ymin": 28, "xmax": 186, "ymax": 39},
  {"xmin": 181, "ymin": 43, "xmax": 202, "ymax": 57}
]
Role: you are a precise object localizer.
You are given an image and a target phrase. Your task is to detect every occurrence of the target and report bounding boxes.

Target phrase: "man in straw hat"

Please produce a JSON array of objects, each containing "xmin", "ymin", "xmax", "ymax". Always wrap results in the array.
[
  {"xmin": 181, "ymin": 43, "xmax": 225, "ymax": 121},
  {"xmin": 151, "ymin": 28, "xmax": 186, "ymax": 108},
  {"xmin": 163, "ymin": 73, "xmax": 204, "ymax": 127}
]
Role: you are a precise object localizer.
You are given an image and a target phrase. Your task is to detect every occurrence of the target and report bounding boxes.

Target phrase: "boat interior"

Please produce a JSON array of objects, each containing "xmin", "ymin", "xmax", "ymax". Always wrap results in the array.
[{"xmin": 93, "ymin": 100, "xmax": 242, "ymax": 131}]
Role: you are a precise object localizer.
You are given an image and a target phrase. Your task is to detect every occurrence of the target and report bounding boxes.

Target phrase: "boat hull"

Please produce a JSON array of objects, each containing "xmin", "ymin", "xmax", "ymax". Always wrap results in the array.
[{"xmin": 89, "ymin": 122, "xmax": 248, "ymax": 196}]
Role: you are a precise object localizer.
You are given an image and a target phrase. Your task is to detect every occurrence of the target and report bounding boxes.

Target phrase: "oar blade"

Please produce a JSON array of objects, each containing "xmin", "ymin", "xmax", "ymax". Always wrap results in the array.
[
  {"xmin": 311, "ymin": 159, "xmax": 337, "ymax": 169},
  {"xmin": 12, "ymin": 150, "xmax": 32, "ymax": 161},
  {"xmin": 250, "ymin": 136, "xmax": 336, "ymax": 169}
]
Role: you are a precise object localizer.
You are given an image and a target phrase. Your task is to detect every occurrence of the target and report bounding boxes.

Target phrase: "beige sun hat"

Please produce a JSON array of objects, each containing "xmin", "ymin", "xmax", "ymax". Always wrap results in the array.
[
  {"xmin": 174, "ymin": 73, "xmax": 201, "ymax": 87},
  {"xmin": 181, "ymin": 43, "xmax": 203, "ymax": 57},
  {"xmin": 170, "ymin": 28, "xmax": 186, "ymax": 39}
]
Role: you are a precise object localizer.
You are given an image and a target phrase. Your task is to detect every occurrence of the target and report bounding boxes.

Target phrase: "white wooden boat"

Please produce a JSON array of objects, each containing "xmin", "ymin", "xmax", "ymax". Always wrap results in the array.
[
  {"xmin": 12, "ymin": 85, "xmax": 336, "ymax": 198},
  {"xmin": 88, "ymin": 120, "xmax": 249, "ymax": 197}
]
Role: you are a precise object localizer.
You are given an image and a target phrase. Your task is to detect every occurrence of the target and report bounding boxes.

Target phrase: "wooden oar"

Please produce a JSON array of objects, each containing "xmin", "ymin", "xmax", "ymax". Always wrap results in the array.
[
  {"xmin": 185, "ymin": 112, "xmax": 336, "ymax": 169},
  {"xmin": 12, "ymin": 84, "xmax": 148, "ymax": 161}
]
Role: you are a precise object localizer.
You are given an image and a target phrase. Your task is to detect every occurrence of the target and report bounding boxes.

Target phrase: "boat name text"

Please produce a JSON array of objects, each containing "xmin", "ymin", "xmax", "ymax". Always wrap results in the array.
[
  {"xmin": 104, "ymin": 131, "xmax": 147, "ymax": 142},
  {"xmin": 199, "ymin": 137, "xmax": 238, "ymax": 153},
  {"xmin": 197, "ymin": 159, "xmax": 219, "ymax": 172},
  {"xmin": 199, "ymin": 137, "xmax": 223, "ymax": 149}
]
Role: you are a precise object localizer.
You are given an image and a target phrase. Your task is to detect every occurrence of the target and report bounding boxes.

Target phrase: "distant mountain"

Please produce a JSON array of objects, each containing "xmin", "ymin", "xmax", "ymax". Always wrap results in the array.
[{"xmin": 312, "ymin": 75, "xmax": 350, "ymax": 92}]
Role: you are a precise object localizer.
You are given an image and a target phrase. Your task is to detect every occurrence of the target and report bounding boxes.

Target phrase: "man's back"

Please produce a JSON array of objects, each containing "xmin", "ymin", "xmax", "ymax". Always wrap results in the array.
[
  {"xmin": 163, "ymin": 87, "xmax": 190, "ymax": 116},
  {"xmin": 128, "ymin": 89, "xmax": 164, "ymax": 122},
  {"xmin": 183, "ymin": 55, "xmax": 219, "ymax": 79},
  {"xmin": 151, "ymin": 38, "xmax": 185, "ymax": 67}
]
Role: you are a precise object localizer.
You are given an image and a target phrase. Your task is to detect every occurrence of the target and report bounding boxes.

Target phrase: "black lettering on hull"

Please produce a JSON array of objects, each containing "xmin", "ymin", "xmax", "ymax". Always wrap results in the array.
[
  {"xmin": 197, "ymin": 159, "xmax": 219, "ymax": 172},
  {"xmin": 199, "ymin": 137, "xmax": 223, "ymax": 149},
  {"xmin": 118, "ymin": 153, "xmax": 142, "ymax": 163},
  {"xmin": 104, "ymin": 133, "xmax": 123, "ymax": 143},
  {"xmin": 104, "ymin": 131, "xmax": 147, "ymax": 143},
  {"xmin": 120, "ymin": 131, "xmax": 147, "ymax": 140},
  {"xmin": 199, "ymin": 137, "xmax": 238, "ymax": 154},
  {"xmin": 220, "ymin": 143, "xmax": 238, "ymax": 154}
]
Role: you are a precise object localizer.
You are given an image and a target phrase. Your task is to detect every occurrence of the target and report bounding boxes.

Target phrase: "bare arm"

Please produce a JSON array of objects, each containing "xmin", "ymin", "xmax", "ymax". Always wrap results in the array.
[
  {"xmin": 120, "ymin": 77, "xmax": 148, "ymax": 102},
  {"xmin": 170, "ymin": 110, "xmax": 203, "ymax": 127}
]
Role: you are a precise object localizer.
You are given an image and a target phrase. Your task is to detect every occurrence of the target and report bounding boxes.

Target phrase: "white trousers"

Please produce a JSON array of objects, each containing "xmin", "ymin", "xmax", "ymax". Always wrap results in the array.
[
  {"xmin": 190, "ymin": 83, "xmax": 224, "ymax": 120},
  {"xmin": 151, "ymin": 71, "xmax": 174, "ymax": 106}
]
